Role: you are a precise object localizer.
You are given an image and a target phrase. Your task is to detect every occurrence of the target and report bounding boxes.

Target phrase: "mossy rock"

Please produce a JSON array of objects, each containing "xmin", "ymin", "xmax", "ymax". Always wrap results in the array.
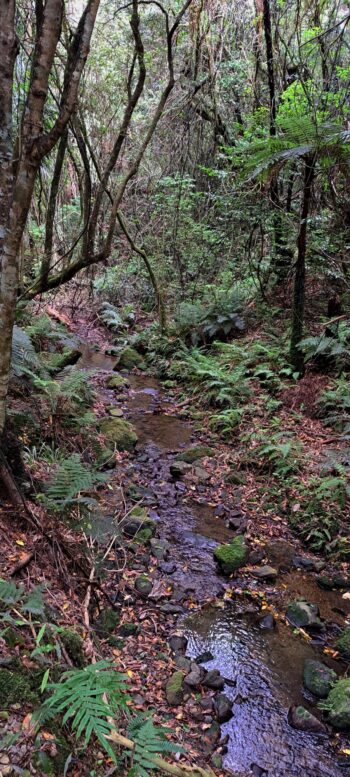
[
  {"xmin": 60, "ymin": 628, "xmax": 85, "ymax": 667},
  {"xmin": 107, "ymin": 374, "xmax": 129, "ymax": 390},
  {"xmin": 122, "ymin": 506, "xmax": 157, "ymax": 538},
  {"xmin": 303, "ymin": 659, "xmax": 336, "ymax": 698},
  {"xmin": 116, "ymin": 347, "xmax": 145, "ymax": 370},
  {"xmin": 336, "ymin": 629, "xmax": 350, "ymax": 658},
  {"xmin": 175, "ymin": 446, "xmax": 215, "ymax": 464},
  {"xmin": 95, "ymin": 445, "xmax": 116, "ymax": 469},
  {"xmin": 165, "ymin": 671, "xmax": 184, "ymax": 706},
  {"xmin": 119, "ymin": 622, "xmax": 139, "ymax": 637},
  {"xmin": 107, "ymin": 406, "xmax": 124, "ymax": 417},
  {"xmin": 214, "ymin": 535, "xmax": 247, "ymax": 575},
  {"xmin": 134, "ymin": 574, "xmax": 152, "ymax": 598},
  {"xmin": 0, "ymin": 665, "xmax": 43, "ymax": 706},
  {"xmin": 99, "ymin": 417, "xmax": 138, "ymax": 452},
  {"xmin": 94, "ymin": 608, "xmax": 120, "ymax": 638},
  {"xmin": 286, "ymin": 600, "xmax": 321, "ymax": 629},
  {"xmin": 321, "ymin": 678, "xmax": 350, "ymax": 729}
]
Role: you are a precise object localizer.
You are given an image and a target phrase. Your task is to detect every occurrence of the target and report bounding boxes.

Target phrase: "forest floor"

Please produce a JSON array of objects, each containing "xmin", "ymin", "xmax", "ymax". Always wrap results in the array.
[{"xmin": 1, "ymin": 300, "xmax": 350, "ymax": 777}]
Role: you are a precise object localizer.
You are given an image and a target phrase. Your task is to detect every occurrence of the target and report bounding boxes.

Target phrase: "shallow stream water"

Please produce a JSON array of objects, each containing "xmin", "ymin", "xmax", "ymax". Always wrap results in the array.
[{"xmin": 81, "ymin": 352, "xmax": 350, "ymax": 777}]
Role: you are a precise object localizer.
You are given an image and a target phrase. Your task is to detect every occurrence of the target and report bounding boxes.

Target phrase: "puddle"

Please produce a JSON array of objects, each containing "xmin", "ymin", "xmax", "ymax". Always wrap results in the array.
[
  {"xmin": 184, "ymin": 605, "xmax": 349, "ymax": 777},
  {"xmin": 78, "ymin": 343, "xmax": 117, "ymax": 371},
  {"xmin": 132, "ymin": 413, "xmax": 192, "ymax": 450},
  {"xmin": 190, "ymin": 501, "xmax": 234, "ymax": 543}
]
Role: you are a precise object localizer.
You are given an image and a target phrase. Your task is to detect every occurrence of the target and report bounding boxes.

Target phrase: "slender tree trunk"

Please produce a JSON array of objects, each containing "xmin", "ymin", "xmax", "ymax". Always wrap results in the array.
[
  {"xmin": 290, "ymin": 155, "xmax": 315, "ymax": 373},
  {"xmin": 0, "ymin": 0, "xmax": 18, "ymax": 436},
  {"xmin": 41, "ymin": 129, "xmax": 68, "ymax": 286}
]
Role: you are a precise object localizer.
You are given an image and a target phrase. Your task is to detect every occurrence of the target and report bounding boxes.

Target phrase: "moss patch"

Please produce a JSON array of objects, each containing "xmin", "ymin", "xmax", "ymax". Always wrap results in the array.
[
  {"xmin": 214, "ymin": 535, "xmax": 247, "ymax": 575},
  {"xmin": 175, "ymin": 446, "xmax": 215, "ymax": 463},
  {"xmin": 165, "ymin": 671, "xmax": 184, "ymax": 706},
  {"xmin": 0, "ymin": 666, "xmax": 42, "ymax": 707},
  {"xmin": 336, "ymin": 629, "xmax": 350, "ymax": 658},
  {"xmin": 60, "ymin": 628, "xmax": 85, "ymax": 667},
  {"xmin": 94, "ymin": 608, "xmax": 120, "ymax": 638},
  {"xmin": 107, "ymin": 374, "xmax": 129, "ymax": 390},
  {"xmin": 116, "ymin": 347, "xmax": 145, "ymax": 370},
  {"xmin": 99, "ymin": 417, "xmax": 138, "ymax": 452},
  {"xmin": 320, "ymin": 678, "xmax": 350, "ymax": 729}
]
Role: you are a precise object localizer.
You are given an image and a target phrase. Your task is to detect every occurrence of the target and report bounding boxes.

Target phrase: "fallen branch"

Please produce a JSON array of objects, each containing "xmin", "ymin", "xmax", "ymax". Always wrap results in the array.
[{"xmin": 109, "ymin": 729, "xmax": 216, "ymax": 777}]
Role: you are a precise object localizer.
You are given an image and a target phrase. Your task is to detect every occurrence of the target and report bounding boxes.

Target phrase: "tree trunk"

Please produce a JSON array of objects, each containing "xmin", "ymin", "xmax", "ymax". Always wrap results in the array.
[{"xmin": 290, "ymin": 155, "xmax": 315, "ymax": 374}]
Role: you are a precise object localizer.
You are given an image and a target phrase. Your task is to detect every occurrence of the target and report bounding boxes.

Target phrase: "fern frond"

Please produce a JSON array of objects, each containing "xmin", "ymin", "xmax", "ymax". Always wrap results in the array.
[
  {"xmin": 128, "ymin": 715, "xmax": 183, "ymax": 777},
  {"xmin": 45, "ymin": 454, "xmax": 106, "ymax": 509}
]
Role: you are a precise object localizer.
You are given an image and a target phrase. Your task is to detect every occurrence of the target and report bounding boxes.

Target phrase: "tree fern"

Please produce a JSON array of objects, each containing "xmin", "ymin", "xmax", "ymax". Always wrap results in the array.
[
  {"xmin": 44, "ymin": 454, "xmax": 106, "ymax": 510},
  {"xmin": 38, "ymin": 660, "xmax": 129, "ymax": 762},
  {"xmin": 127, "ymin": 715, "xmax": 183, "ymax": 777}
]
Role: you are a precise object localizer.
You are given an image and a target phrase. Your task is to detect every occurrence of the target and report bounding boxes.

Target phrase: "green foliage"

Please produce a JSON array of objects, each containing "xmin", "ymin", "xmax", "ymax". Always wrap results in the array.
[
  {"xmin": 38, "ymin": 660, "xmax": 129, "ymax": 762},
  {"xmin": 11, "ymin": 325, "xmax": 44, "ymax": 378},
  {"xmin": 99, "ymin": 302, "xmax": 126, "ymax": 331},
  {"xmin": 169, "ymin": 347, "xmax": 251, "ymax": 407},
  {"xmin": 42, "ymin": 453, "xmax": 106, "ymax": 511},
  {"xmin": 317, "ymin": 377, "xmax": 350, "ymax": 432},
  {"xmin": 300, "ymin": 322, "xmax": 350, "ymax": 370},
  {"xmin": 127, "ymin": 714, "xmax": 182, "ymax": 777}
]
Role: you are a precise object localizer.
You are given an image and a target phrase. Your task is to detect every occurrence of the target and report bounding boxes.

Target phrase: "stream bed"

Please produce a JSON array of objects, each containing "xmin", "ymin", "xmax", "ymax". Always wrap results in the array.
[{"xmin": 80, "ymin": 351, "xmax": 350, "ymax": 777}]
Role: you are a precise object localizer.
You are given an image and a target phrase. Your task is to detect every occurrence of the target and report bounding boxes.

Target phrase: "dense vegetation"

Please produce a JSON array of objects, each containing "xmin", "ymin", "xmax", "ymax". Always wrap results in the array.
[{"xmin": 1, "ymin": 0, "xmax": 350, "ymax": 775}]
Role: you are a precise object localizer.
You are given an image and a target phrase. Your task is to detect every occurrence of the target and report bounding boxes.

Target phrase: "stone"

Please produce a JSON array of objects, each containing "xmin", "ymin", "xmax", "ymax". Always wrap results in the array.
[
  {"xmin": 286, "ymin": 600, "xmax": 322, "ymax": 630},
  {"xmin": 258, "ymin": 613, "xmax": 276, "ymax": 630},
  {"xmin": 159, "ymin": 562, "xmax": 177, "ymax": 575},
  {"xmin": 116, "ymin": 346, "xmax": 145, "ymax": 370},
  {"xmin": 336, "ymin": 629, "xmax": 350, "ymax": 658},
  {"xmin": 122, "ymin": 506, "xmax": 157, "ymax": 538},
  {"xmin": 195, "ymin": 650, "xmax": 214, "ymax": 664},
  {"xmin": 119, "ymin": 622, "xmax": 139, "ymax": 637},
  {"xmin": 203, "ymin": 670, "xmax": 225, "ymax": 691},
  {"xmin": 185, "ymin": 663, "xmax": 204, "ymax": 689},
  {"xmin": 205, "ymin": 721, "xmax": 221, "ymax": 743},
  {"xmin": 175, "ymin": 656, "xmax": 192, "ymax": 672},
  {"xmin": 134, "ymin": 575, "xmax": 152, "ymax": 598},
  {"xmin": 107, "ymin": 407, "xmax": 124, "ymax": 417},
  {"xmin": 170, "ymin": 461, "xmax": 192, "ymax": 479},
  {"xmin": 293, "ymin": 555, "xmax": 316, "ymax": 571},
  {"xmin": 214, "ymin": 535, "xmax": 247, "ymax": 575},
  {"xmin": 150, "ymin": 538, "xmax": 170, "ymax": 560},
  {"xmin": 175, "ymin": 446, "xmax": 215, "ymax": 463},
  {"xmin": 107, "ymin": 373, "xmax": 129, "ymax": 390},
  {"xmin": 303, "ymin": 659, "xmax": 336, "ymax": 698},
  {"xmin": 99, "ymin": 417, "xmax": 138, "ymax": 452},
  {"xmin": 213, "ymin": 693, "xmax": 233, "ymax": 723},
  {"xmin": 317, "ymin": 575, "xmax": 350, "ymax": 591},
  {"xmin": 253, "ymin": 565, "xmax": 278, "ymax": 581},
  {"xmin": 227, "ymin": 514, "xmax": 248, "ymax": 533},
  {"xmin": 60, "ymin": 628, "xmax": 85, "ymax": 667},
  {"xmin": 322, "ymin": 678, "xmax": 350, "ymax": 729},
  {"xmin": 94, "ymin": 608, "xmax": 120, "ymax": 638},
  {"xmin": 169, "ymin": 634, "xmax": 188, "ymax": 654},
  {"xmin": 166, "ymin": 671, "xmax": 184, "ymax": 706},
  {"xmin": 288, "ymin": 705, "xmax": 326, "ymax": 733}
]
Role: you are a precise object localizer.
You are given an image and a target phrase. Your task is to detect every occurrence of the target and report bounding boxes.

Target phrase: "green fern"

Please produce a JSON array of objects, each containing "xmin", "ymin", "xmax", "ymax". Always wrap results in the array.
[
  {"xmin": 11, "ymin": 325, "xmax": 43, "ymax": 378},
  {"xmin": 44, "ymin": 454, "xmax": 106, "ymax": 510},
  {"xmin": 99, "ymin": 302, "xmax": 125, "ymax": 331},
  {"xmin": 128, "ymin": 715, "xmax": 183, "ymax": 777},
  {"xmin": 38, "ymin": 660, "xmax": 129, "ymax": 762}
]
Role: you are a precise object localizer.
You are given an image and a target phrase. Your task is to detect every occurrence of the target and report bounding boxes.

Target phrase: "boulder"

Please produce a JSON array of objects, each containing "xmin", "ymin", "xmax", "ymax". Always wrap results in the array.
[
  {"xmin": 286, "ymin": 600, "xmax": 321, "ymax": 630},
  {"xmin": 214, "ymin": 535, "xmax": 247, "ymax": 575},
  {"xmin": 288, "ymin": 705, "xmax": 326, "ymax": 733},
  {"xmin": 134, "ymin": 575, "xmax": 152, "ymax": 598},
  {"xmin": 184, "ymin": 662, "xmax": 205, "ymax": 689},
  {"xmin": 258, "ymin": 613, "xmax": 276, "ymax": 630},
  {"xmin": 253, "ymin": 565, "xmax": 278, "ymax": 581},
  {"xmin": 202, "ymin": 669, "xmax": 225, "ymax": 691},
  {"xmin": 336, "ymin": 629, "xmax": 350, "ymax": 658},
  {"xmin": 99, "ymin": 417, "xmax": 138, "ymax": 452},
  {"xmin": 175, "ymin": 446, "xmax": 215, "ymax": 464},
  {"xmin": 213, "ymin": 693, "xmax": 233, "ymax": 723},
  {"xmin": 169, "ymin": 633, "xmax": 188, "ymax": 654},
  {"xmin": 107, "ymin": 374, "xmax": 129, "ymax": 390},
  {"xmin": 303, "ymin": 659, "xmax": 336, "ymax": 698},
  {"xmin": 116, "ymin": 347, "xmax": 145, "ymax": 370},
  {"xmin": 166, "ymin": 671, "xmax": 185, "ymax": 706},
  {"xmin": 321, "ymin": 678, "xmax": 350, "ymax": 729}
]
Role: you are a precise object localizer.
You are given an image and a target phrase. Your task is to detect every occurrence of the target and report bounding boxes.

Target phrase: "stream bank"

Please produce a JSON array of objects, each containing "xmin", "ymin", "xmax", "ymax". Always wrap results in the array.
[{"xmin": 81, "ymin": 338, "xmax": 350, "ymax": 777}]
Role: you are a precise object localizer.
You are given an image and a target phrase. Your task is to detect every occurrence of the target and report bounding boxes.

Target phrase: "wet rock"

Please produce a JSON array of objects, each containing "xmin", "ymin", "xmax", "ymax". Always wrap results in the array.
[
  {"xmin": 203, "ymin": 670, "xmax": 225, "ymax": 691},
  {"xmin": 159, "ymin": 562, "xmax": 177, "ymax": 575},
  {"xmin": 322, "ymin": 678, "xmax": 350, "ymax": 729},
  {"xmin": 150, "ymin": 538, "xmax": 170, "ymax": 560},
  {"xmin": 214, "ymin": 535, "xmax": 247, "ymax": 575},
  {"xmin": 213, "ymin": 693, "xmax": 234, "ymax": 723},
  {"xmin": 165, "ymin": 671, "xmax": 184, "ymax": 706},
  {"xmin": 293, "ymin": 555, "xmax": 317, "ymax": 571},
  {"xmin": 99, "ymin": 417, "xmax": 138, "ymax": 452},
  {"xmin": 286, "ymin": 600, "xmax": 321, "ymax": 630},
  {"xmin": 175, "ymin": 446, "xmax": 215, "ymax": 463},
  {"xmin": 250, "ymin": 765, "xmax": 268, "ymax": 777},
  {"xmin": 169, "ymin": 633, "xmax": 188, "ymax": 654},
  {"xmin": 192, "ymin": 465, "xmax": 210, "ymax": 482},
  {"xmin": 258, "ymin": 613, "xmax": 276, "ymax": 630},
  {"xmin": 195, "ymin": 650, "xmax": 214, "ymax": 664},
  {"xmin": 122, "ymin": 506, "xmax": 157, "ymax": 538},
  {"xmin": 175, "ymin": 656, "xmax": 192, "ymax": 672},
  {"xmin": 170, "ymin": 461, "xmax": 192, "ymax": 479},
  {"xmin": 317, "ymin": 575, "xmax": 350, "ymax": 591},
  {"xmin": 288, "ymin": 705, "xmax": 326, "ymax": 733},
  {"xmin": 116, "ymin": 346, "xmax": 145, "ymax": 369},
  {"xmin": 134, "ymin": 575, "xmax": 152, "ymax": 598},
  {"xmin": 200, "ymin": 697, "xmax": 213, "ymax": 712},
  {"xmin": 336, "ymin": 628, "xmax": 350, "ymax": 658},
  {"xmin": 253, "ymin": 565, "xmax": 277, "ymax": 581},
  {"xmin": 248, "ymin": 548, "xmax": 265, "ymax": 565},
  {"xmin": 160, "ymin": 603, "xmax": 183, "ymax": 614},
  {"xmin": 185, "ymin": 662, "xmax": 205, "ymax": 689},
  {"xmin": 227, "ymin": 514, "xmax": 248, "ymax": 533},
  {"xmin": 303, "ymin": 659, "xmax": 336, "ymax": 698},
  {"xmin": 266, "ymin": 541, "xmax": 295, "ymax": 571},
  {"xmin": 107, "ymin": 374, "xmax": 129, "ymax": 390}
]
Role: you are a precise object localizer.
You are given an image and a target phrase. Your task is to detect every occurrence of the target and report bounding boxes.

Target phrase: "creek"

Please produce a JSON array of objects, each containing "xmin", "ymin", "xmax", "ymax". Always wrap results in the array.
[{"xmin": 80, "ymin": 349, "xmax": 350, "ymax": 777}]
